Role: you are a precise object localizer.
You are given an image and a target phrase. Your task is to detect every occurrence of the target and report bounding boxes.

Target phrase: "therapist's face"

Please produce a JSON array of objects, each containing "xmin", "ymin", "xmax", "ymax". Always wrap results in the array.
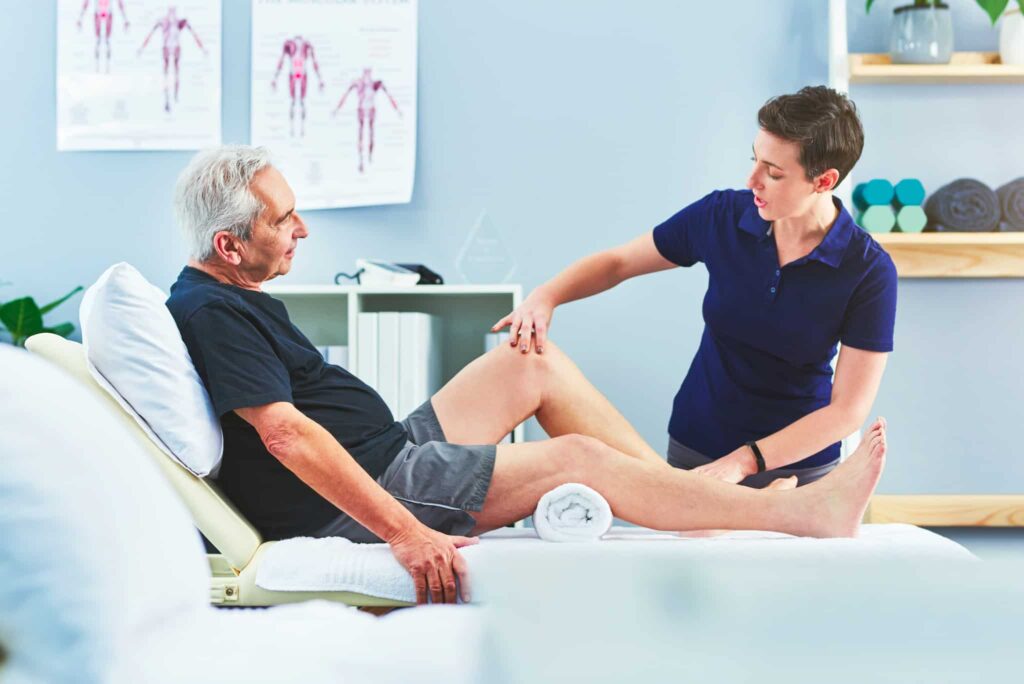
[{"xmin": 746, "ymin": 129, "xmax": 832, "ymax": 222}]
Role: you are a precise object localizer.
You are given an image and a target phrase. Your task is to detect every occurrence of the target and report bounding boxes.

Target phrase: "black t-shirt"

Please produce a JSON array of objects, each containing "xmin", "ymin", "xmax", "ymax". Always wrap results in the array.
[{"xmin": 166, "ymin": 266, "xmax": 408, "ymax": 540}]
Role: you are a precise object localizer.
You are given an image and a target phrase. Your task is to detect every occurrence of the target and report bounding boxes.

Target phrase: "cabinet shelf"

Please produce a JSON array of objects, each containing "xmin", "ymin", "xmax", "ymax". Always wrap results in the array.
[
  {"xmin": 872, "ymin": 232, "xmax": 1024, "ymax": 277},
  {"xmin": 849, "ymin": 52, "xmax": 1024, "ymax": 84}
]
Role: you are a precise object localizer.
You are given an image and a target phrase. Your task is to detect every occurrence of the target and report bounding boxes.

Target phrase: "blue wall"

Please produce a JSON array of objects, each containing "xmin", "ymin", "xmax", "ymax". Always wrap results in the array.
[{"xmin": 3, "ymin": 1, "xmax": 1022, "ymax": 554}]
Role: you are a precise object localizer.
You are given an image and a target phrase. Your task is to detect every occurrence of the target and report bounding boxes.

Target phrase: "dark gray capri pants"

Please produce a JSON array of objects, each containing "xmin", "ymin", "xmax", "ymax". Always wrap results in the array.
[
  {"xmin": 667, "ymin": 436, "xmax": 838, "ymax": 488},
  {"xmin": 312, "ymin": 399, "xmax": 497, "ymax": 542}
]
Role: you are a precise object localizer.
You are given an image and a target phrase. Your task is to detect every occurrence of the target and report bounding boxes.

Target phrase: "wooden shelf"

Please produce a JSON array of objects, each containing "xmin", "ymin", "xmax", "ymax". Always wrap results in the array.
[
  {"xmin": 849, "ymin": 52, "xmax": 1024, "ymax": 84},
  {"xmin": 867, "ymin": 495, "xmax": 1024, "ymax": 527},
  {"xmin": 871, "ymin": 232, "xmax": 1024, "ymax": 278}
]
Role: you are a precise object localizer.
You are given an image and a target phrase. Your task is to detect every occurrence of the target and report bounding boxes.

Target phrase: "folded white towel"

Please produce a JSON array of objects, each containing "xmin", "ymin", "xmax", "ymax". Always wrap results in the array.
[
  {"xmin": 257, "ymin": 537, "xmax": 415, "ymax": 602},
  {"xmin": 532, "ymin": 483, "xmax": 613, "ymax": 542}
]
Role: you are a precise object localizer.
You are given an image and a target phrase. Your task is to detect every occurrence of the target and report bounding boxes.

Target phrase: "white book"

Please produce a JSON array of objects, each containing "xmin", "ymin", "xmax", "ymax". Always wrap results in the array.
[
  {"xmin": 398, "ymin": 314, "xmax": 420, "ymax": 418},
  {"xmin": 325, "ymin": 345, "xmax": 349, "ymax": 369},
  {"xmin": 377, "ymin": 312, "xmax": 401, "ymax": 417},
  {"xmin": 398, "ymin": 313, "xmax": 442, "ymax": 417},
  {"xmin": 356, "ymin": 313, "xmax": 379, "ymax": 390}
]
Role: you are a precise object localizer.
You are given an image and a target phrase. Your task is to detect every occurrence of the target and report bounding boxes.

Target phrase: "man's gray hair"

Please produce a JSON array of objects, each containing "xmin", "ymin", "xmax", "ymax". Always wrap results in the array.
[{"xmin": 174, "ymin": 145, "xmax": 272, "ymax": 262}]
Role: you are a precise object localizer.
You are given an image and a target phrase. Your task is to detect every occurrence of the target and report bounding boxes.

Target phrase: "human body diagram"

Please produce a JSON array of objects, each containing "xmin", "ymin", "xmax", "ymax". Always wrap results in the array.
[
  {"xmin": 332, "ymin": 68, "xmax": 402, "ymax": 173},
  {"xmin": 271, "ymin": 36, "xmax": 325, "ymax": 137},
  {"xmin": 137, "ymin": 6, "xmax": 207, "ymax": 113}
]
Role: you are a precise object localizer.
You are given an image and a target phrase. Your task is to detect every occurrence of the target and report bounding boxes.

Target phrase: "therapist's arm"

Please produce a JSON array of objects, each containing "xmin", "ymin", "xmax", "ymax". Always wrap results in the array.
[
  {"xmin": 693, "ymin": 346, "xmax": 889, "ymax": 482},
  {"xmin": 492, "ymin": 232, "xmax": 676, "ymax": 353},
  {"xmin": 235, "ymin": 402, "xmax": 477, "ymax": 604}
]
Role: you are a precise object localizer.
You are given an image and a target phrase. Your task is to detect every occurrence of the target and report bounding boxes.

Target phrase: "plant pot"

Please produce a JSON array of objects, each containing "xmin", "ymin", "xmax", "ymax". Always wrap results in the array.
[
  {"xmin": 999, "ymin": 8, "xmax": 1024, "ymax": 65},
  {"xmin": 889, "ymin": 2, "xmax": 954, "ymax": 64}
]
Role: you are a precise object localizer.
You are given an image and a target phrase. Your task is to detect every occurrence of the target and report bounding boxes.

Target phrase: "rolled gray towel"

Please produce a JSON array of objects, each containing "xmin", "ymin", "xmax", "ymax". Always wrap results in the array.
[
  {"xmin": 996, "ymin": 177, "xmax": 1024, "ymax": 232},
  {"xmin": 924, "ymin": 178, "xmax": 1000, "ymax": 232}
]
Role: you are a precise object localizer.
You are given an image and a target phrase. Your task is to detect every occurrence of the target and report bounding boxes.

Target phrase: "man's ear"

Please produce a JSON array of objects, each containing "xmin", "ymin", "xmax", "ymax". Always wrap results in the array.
[
  {"xmin": 212, "ymin": 231, "xmax": 244, "ymax": 266},
  {"xmin": 815, "ymin": 168, "xmax": 840, "ymax": 193}
]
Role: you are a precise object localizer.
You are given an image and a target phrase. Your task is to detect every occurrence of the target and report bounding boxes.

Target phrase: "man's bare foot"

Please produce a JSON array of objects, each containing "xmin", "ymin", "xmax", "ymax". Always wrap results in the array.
[
  {"xmin": 678, "ymin": 475, "xmax": 799, "ymax": 537},
  {"xmin": 794, "ymin": 417, "xmax": 887, "ymax": 538}
]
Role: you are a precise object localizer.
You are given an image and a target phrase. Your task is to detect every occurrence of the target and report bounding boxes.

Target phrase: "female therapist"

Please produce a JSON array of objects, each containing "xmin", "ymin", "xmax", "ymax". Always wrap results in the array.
[{"xmin": 494, "ymin": 86, "xmax": 897, "ymax": 487}]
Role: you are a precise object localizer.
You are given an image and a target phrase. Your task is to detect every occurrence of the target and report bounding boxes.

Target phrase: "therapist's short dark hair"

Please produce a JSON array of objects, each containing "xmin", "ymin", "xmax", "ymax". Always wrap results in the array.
[{"xmin": 757, "ymin": 86, "xmax": 864, "ymax": 188}]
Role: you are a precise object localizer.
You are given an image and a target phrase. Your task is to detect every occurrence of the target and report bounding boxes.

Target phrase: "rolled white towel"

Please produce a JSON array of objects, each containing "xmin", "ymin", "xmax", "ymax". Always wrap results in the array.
[{"xmin": 533, "ymin": 483, "xmax": 613, "ymax": 542}]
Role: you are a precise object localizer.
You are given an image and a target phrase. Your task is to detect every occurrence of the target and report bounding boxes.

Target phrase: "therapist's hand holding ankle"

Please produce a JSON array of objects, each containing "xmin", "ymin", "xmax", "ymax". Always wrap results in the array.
[{"xmin": 691, "ymin": 445, "xmax": 758, "ymax": 484}]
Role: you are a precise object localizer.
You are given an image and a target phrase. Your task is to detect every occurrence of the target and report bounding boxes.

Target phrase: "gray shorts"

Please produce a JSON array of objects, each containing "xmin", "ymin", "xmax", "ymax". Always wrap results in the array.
[
  {"xmin": 667, "ymin": 436, "xmax": 837, "ymax": 488},
  {"xmin": 312, "ymin": 400, "xmax": 497, "ymax": 542}
]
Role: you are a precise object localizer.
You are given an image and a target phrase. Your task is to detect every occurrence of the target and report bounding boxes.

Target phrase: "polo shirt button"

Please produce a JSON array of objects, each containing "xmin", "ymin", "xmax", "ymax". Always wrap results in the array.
[
  {"xmin": 770, "ymin": 287, "xmax": 776, "ymax": 293},
  {"xmin": 775, "ymin": 269, "xmax": 781, "ymax": 276}
]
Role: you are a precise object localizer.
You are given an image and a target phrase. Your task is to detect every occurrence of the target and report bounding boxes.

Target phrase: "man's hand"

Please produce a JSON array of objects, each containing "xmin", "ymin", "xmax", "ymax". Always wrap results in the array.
[
  {"xmin": 691, "ymin": 446, "xmax": 757, "ymax": 484},
  {"xmin": 388, "ymin": 525, "xmax": 479, "ymax": 604}
]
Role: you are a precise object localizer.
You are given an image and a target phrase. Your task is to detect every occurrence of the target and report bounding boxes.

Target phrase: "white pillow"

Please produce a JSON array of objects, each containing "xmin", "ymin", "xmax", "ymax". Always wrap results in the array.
[
  {"xmin": 79, "ymin": 262, "xmax": 223, "ymax": 477},
  {"xmin": 0, "ymin": 345, "xmax": 209, "ymax": 684}
]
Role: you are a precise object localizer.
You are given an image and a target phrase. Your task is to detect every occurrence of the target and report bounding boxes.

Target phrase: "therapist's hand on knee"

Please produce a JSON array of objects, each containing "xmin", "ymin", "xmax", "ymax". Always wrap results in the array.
[
  {"xmin": 388, "ymin": 524, "xmax": 478, "ymax": 604},
  {"xmin": 492, "ymin": 291, "xmax": 554, "ymax": 354}
]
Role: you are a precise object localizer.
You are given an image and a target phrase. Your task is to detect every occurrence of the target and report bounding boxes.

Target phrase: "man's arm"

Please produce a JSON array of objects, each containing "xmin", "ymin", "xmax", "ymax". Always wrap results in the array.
[{"xmin": 236, "ymin": 401, "xmax": 477, "ymax": 603}]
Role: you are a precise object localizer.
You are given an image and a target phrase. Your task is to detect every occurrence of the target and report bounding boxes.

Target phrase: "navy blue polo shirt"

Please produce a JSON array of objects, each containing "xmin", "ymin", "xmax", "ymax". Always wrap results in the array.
[{"xmin": 652, "ymin": 189, "xmax": 897, "ymax": 468}]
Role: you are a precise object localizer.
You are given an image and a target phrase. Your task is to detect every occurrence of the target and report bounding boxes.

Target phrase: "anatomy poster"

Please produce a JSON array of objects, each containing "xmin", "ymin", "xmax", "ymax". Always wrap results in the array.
[
  {"xmin": 251, "ymin": 0, "xmax": 418, "ymax": 210},
  {"xmin": 57, "ymin": 0, "xmax": 221, "ymax": 151}
]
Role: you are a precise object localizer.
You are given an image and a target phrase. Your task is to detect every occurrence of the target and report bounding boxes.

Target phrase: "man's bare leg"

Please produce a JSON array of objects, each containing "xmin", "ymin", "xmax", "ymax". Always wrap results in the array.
[
  {"xmin": 431, "ymin": 339, "xmax": 664, "ymax": 465},
  {"xmin": 677, "ymin": 475, "xmax": 797, "ymax": 538},
  {"xmin": 469, "ymin": 420, "xmax": 887, "ymax": 538}
]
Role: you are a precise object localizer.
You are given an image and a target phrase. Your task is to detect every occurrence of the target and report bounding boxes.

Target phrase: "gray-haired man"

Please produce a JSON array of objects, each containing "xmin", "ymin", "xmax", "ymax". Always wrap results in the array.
[{"xmin": 166, "ymin": 146, "xmax": 887, "ymax": 605}]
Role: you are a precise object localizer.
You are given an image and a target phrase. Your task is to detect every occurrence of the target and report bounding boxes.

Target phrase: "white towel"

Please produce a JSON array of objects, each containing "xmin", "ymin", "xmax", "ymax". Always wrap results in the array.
[
  {"xmin": 532, "ymin": 483, "xmax": 613, "ymax": 542},
  {"xmin": 257, "ymin": 537, "xmax": 415, "ymax": 602}
]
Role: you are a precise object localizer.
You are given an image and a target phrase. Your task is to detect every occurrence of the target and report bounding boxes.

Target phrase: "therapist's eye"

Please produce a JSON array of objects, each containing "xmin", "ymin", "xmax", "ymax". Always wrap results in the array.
[{"xmin": 751, "ymin": 156, "xmax": 782, "ymax": 181}]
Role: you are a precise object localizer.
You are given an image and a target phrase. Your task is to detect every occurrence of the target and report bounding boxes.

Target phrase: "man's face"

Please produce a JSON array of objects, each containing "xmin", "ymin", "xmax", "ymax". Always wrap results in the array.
[
  {"xmin": 746, "ymin": 129, "xmax": 829, "ymax": 222},
  {"xmin": 243, "ymin": 166, "xmax": 308, "ymax": 282}
]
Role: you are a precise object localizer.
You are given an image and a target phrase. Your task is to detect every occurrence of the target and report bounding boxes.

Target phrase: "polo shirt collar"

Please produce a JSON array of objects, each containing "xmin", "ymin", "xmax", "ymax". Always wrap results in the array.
[{"xmin": 738, "ymin": 195, "xmax": 855, "ymax": 269}]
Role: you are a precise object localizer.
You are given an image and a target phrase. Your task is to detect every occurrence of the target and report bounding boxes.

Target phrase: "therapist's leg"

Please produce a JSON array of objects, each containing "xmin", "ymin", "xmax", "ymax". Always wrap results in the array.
[
  {"xmin": 431, "ymin": 338, "xmax": 665, "ymax": 465},
  {"xmin": 469, "ymin": 421, "xmax": 887, "ymax": 538}
]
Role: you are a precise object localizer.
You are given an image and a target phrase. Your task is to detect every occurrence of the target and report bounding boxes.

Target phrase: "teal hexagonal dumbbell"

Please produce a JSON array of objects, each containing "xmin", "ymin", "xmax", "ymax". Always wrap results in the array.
[
  {"xmin": 860, "ymin": 205, "xmax": 896, "ymax": 233},
  {"xmin": 895, "ymin": 205, "xmax": 927, "ymax": 232},
  {"xmin": 894, "ymin": 179, "xmax": 926, "ymax": 208}
]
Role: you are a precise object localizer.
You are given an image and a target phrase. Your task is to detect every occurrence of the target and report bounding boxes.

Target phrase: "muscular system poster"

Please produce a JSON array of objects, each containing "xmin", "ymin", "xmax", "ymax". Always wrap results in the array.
[
  {"xmin": 251, "ymin": 0, "xmax": 418, "ymax": 210},
  {"xmin": 57, "ymin": 0, "xmax": 222, "ymax": 151}
]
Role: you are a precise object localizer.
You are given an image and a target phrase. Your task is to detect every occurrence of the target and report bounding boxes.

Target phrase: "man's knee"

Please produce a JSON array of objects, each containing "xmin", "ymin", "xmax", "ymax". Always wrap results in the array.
[{"xmin": 548, "ymin": 433, "xmax": 610, "ymax": 476}]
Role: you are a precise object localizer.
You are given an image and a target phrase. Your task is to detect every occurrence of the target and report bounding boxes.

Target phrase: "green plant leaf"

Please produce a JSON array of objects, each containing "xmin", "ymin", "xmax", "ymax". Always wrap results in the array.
[
  {"xmin": 44, "ymin": 322, "xmax": 75, "ymax": 339},
  {"xmin": 977, "ymin": 0, "xmax": 1011, "ymax": 24},
  {"xmin": 866, "ymin": 0, "xmax": 875, "ymax": 12},
  {"xmin": 39, "ymin": 285, "xmax": 83, "ymax": 315},
  {"xmin": 0, "ymin": 297, "xmax": 43, "ymax": 338}
]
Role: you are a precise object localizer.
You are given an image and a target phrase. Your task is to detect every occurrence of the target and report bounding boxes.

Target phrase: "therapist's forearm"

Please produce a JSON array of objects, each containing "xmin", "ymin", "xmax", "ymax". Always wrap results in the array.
[
  {"xmin": 535, "ymin": 250, "xmax": 627, "ymax": 307},
  {"xmin": 267, "ymin": 421, "xmax": 421, "ymax": 542},
  {"xmin": 756, "ymin": 404, "xmax": 862, "ymax": 471}
]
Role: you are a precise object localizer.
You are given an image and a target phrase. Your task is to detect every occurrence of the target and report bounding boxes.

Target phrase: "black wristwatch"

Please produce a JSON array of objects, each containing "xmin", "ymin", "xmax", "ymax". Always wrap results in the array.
[{"xmin": 745, "ymin": 440, "xmax": 766, "ymax": 473}]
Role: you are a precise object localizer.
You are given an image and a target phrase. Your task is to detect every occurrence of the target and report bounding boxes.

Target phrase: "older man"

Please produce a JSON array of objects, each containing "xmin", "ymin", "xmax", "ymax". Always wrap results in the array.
[{"xmin": 166, "ymin": 146, "xmax": 887, "ymax": 605}]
